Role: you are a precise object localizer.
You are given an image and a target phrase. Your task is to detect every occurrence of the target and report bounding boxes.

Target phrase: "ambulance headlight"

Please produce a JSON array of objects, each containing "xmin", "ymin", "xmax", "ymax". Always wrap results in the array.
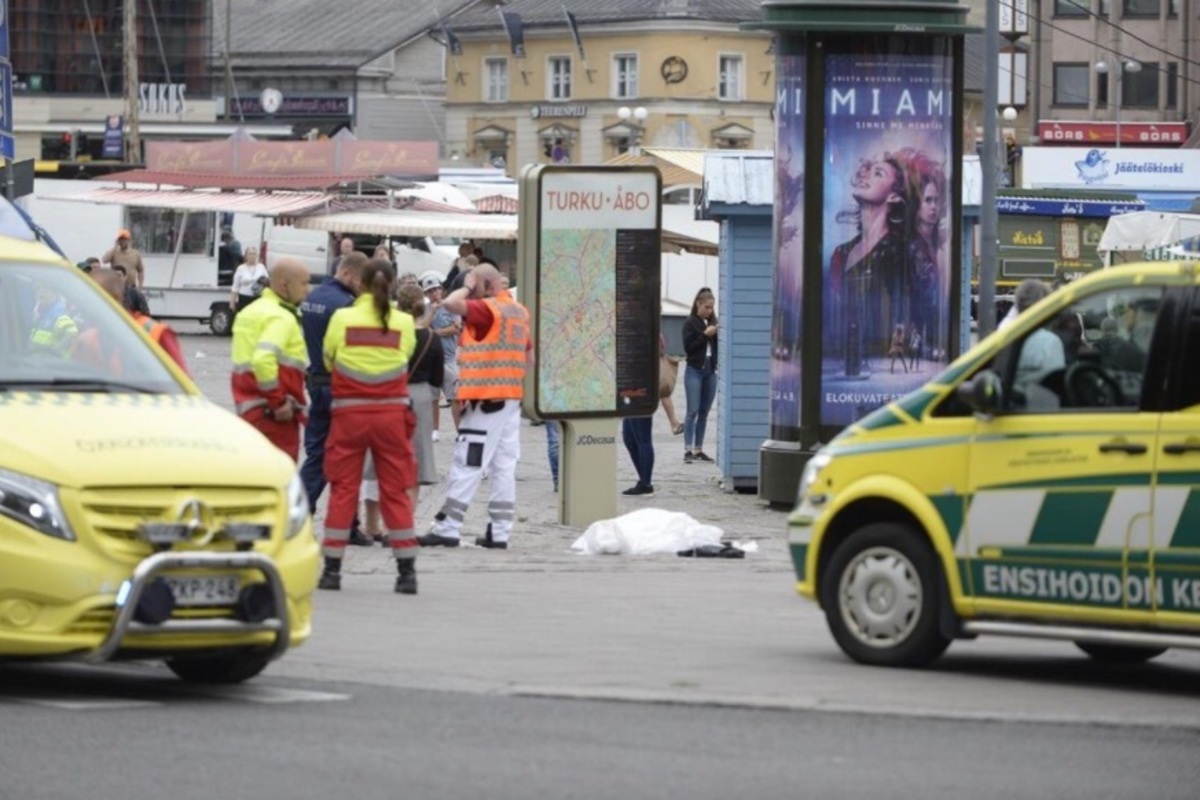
[
  {"xmin": 798, "ymin": 453, "xmax": 832, "ymax": 505},
  {"xmin": 0, "ymin": 468, "xmax": 75, "ymax": 541},
  {"xmin": 285, "ymin": 473, "xmax": 311, "ymax": 540}
]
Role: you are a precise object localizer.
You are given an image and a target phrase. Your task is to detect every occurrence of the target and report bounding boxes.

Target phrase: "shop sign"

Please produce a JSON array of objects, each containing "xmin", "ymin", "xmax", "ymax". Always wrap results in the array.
[
  {"xmin": 1037, "ymin": 120, "xmax": 1187, "ymax": 146},
  {"xmin": 531, "ymin": 104, "xmax": 587, "ymax": 119}
]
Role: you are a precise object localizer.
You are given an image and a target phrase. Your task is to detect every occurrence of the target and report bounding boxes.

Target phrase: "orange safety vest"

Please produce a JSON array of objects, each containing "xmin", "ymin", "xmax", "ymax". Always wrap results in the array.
[
  {"xmin": 131, "ymin": 312, "xmax": 166, "ymax": 344},
  {"xmin": 457, "ymin": 292, "xmax": 529, "ymax": 401}
]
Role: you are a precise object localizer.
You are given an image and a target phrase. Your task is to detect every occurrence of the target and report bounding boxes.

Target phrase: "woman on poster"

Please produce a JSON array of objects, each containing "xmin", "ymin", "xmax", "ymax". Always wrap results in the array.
[
  {"xmin": 826, "ymin": 151, "xmax": 911, "ymax": 377},
  {"xmin": 904, "ymin": 151, "xmax": 949, "ymax": 368}
]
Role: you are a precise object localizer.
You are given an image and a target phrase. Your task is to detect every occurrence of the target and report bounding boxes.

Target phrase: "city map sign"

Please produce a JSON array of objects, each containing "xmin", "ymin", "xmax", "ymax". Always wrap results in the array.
[{"xmin": 520, "ymin": 165, "xmax": 662, "ymax": 419}]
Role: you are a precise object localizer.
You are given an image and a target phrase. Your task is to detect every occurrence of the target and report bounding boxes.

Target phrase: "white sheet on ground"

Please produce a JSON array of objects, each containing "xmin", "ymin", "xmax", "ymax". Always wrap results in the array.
[{"xmin": 571, "ymin": 509, "xmax": 725, "ymax": 556}]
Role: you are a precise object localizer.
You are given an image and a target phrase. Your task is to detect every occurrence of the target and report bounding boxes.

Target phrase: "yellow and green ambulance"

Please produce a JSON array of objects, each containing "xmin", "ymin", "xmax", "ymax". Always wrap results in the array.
[
  {"xmin": 790, "ymin": 261, "xmax": 1200, "ymax": 666},
  {"xmin": 0, "ymin": 228, "xmax": 319, "ymax": 683}
]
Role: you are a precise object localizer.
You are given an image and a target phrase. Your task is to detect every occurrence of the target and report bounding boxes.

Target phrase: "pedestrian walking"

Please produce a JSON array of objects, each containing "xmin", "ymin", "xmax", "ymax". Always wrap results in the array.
[
  {"xmin": 298, "ymin": 252, "xmax": 373, "ymax": 548},
  {"xmin": 319, "ymin": 259, "xmax": 420, "ymax": 594},
  {"xmin": 418, "ymin": 264, "xmax": 530, "ymax": 550},
  {"xmin": 230, "ymin": 259, "xmax": 311, "ymax": 460},
  {"xmin": 229, "ymin": 247, "xmax": 268, "ymax": 313},
  {"xmin": 682, "ymin": 287, "xmax": 718, "ymax": 464}
]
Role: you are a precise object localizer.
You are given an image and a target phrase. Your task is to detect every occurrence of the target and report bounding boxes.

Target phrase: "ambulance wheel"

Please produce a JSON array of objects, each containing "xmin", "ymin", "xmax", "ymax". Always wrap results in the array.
[
  {"xmin": 166, "ymin": 652, "xmax": 271, "ymax": 684},
  {"xmin": 210, "ymin": 305, "xmax": 234, "ymax": 336},
  {"xmin": 1074, "ymin": 642, "xmax": 1167, "ymax": 664},
  {"xmin": 821, "ymin": 523, "xmax": 951, "ymax": 667}
]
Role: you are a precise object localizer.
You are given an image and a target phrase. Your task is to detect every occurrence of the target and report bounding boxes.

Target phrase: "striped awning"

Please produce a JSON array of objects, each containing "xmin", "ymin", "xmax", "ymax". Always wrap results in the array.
[
  {"xmin": 294, "ymin": 209, "xmax": 520, "ymax": 240},
  {"xmin": 474, "ymin": 194, "xmax": 519, "ymax": 214}
]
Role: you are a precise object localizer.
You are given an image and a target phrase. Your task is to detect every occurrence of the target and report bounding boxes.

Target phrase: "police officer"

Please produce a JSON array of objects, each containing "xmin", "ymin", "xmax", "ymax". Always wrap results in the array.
[
  {"xmin": 230, "ymin": 259, "xmax": 310, "ymax": 460},
  {"xmin": 299, "ymin": 251, "xmax": 375, "ymax": 547},
  {"xmin": 319, "ymin": 259, "xmax": 419, "ymax": 594},
  {"xmin": 419, "ymin": 264, "xmax": 530, "ymax": 550}
]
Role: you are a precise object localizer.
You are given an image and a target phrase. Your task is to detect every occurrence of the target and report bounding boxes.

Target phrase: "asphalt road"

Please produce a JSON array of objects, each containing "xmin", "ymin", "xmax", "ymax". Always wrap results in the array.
[
  {"xmin": 2, "ymin": 327, "xmax": 1198, "ymax": 798},
  {"xmin": 2, "ymin": 663, "xmax": 1198, "ymax": 800}
]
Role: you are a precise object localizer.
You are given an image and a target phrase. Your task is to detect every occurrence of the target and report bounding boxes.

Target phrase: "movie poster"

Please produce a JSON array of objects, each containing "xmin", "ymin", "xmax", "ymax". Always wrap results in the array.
[
  {"xmin": 770, "ymin": 47, "xmax": 806, "ymax": 440},
  {"xmin": 820, "ymin": 44, "xmax": 954, "ymax": 427}
]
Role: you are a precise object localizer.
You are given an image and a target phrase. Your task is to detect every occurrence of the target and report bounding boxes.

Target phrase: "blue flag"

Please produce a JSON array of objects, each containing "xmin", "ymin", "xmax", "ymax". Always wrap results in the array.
[{"xmin": 499, "ymin": 9, "xmax": 525, "ymax": 58}]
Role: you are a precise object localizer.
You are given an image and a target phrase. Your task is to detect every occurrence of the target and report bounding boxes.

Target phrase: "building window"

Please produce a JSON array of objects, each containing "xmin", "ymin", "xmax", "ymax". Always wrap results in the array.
[
  {"xmin": 1100, "ymin": 0, "xmax": 1111, "ymax": 14},
  {"xmin": 485, "ymin": 58, "xmax": 508, "ymax": 103},
  {"xmin": 548, "ymin": 57, "xmax": 572, "ymax": 100},
  {"xmin": 1170, "ymin": 0, "xmax": 1180, "ymax": 15},
  {"xmin": 1122, "ymin": 61, "xmax": 1159, "ymax": 107},
  {"xmin": 1167, "ymin": 62, "xmax": 1178, "ymax": 109},
  {"xmin": 1052, "ymin": 63, "xmax": 1089, "ymax": 107},
  {"xmin": 613, "ymin": 54, "xmax": 638, "ymax": 99},
  {"xmin": 1053, "ymin": 1, "xmax": 1088, "ymax": 16},
  {"xmin": 1097, "ymin": 71, "xmax": 1109, "ymax": 107},
  {"xmin": 718, "ymin": 55, "xmax": 743, "ymax": 101},
  {"xmin": 1123, "ymin": 0, "xmax": 1159, "ymax": 16}
]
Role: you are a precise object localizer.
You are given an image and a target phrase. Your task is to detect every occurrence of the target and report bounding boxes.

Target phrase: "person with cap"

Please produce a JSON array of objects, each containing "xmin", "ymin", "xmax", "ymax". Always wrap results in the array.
[
  {"xmin": 298, "ymin": 251, "xmax": 374, "ymax": 546},
  {"xmin": 102, "ymin": 229, "xmax": 146, "ymax": 291},
  {"xmin": 230, "ymin": 259, "xmax": 311, "ymax": 460},
  {"xmin": 419, "ymin": 263, "xmax": 531, "ymax": 550},
  {"xmin": 423, "ymin": 270, "xmax": 462, "ymax": 436}
]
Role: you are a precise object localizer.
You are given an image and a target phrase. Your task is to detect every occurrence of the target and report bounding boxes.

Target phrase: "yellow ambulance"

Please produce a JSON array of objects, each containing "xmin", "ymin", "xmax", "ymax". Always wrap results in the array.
[
  {"xmin": 790, "ymin": 262, "xmax": 1200, "ymax": 667},
  {"xmin": 0, "ymin": 227, "xmax": 319, "ymax": 683}
]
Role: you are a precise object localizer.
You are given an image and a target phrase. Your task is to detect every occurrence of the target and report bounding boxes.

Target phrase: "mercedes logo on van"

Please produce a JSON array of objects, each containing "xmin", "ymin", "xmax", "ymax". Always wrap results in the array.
[{"xmin": 176, "ymin": 498, "xmax": 217, "ymax": 546}]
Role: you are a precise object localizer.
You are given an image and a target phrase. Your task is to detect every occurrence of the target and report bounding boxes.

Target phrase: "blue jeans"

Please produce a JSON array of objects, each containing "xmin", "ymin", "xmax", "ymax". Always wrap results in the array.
[
  {"xmin": 622, "ymin": 416, "xmax": 655, "ymax": 488},
  {"xmin": 300, "ymin": 382, "xmax": 332, "ymax": 513},
  {"xmin": 684, "ymin": 359, "xmax": 717, "ymax": 451},
  {"xmin": 545, "ymin": 420, "xmax": 560, "ymax": 490}
]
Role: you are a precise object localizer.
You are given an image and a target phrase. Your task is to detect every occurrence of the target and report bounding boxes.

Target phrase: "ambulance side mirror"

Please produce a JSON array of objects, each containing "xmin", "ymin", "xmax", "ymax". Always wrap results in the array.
[{"xmin": 958, "ymin": 370, "xmax": 1004, "ymax": 418}]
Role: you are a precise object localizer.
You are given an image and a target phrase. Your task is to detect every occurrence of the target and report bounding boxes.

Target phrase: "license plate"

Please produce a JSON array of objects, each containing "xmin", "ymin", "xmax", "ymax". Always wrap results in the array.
[{"xmin": 165, "ymin": 575, "xmax": 240, "ymax": 606}]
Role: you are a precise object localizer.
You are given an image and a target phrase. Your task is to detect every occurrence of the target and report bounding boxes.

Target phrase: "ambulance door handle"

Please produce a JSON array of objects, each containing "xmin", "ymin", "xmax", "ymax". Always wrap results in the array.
[
  {"xmin": 1099, "ymin": 441, "xmax": 1147, "ymax": 455},
  {"xmin": 1163, "ymin": 442, "xmax": 1200, "ymax": 455}
]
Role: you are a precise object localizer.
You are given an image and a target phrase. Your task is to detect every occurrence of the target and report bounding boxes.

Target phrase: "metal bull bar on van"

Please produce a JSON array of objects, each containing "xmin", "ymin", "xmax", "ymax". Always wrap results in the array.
[{"xmin": 81, "ymin": 550, "xmax": 290, "ymax": 664}]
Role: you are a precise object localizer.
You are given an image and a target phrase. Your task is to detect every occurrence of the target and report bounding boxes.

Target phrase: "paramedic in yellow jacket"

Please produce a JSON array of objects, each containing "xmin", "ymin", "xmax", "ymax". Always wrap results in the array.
[
  {"xmin": 319, "ymin": 259, "xmax": 419, "ymax": 594},
  {"xmin": 230, "ymin": 259, "xmax": 311, "ymax": 460},
  {"xmin": 419, "ymin": 264, "xmax": 531, "ymax": 550}
]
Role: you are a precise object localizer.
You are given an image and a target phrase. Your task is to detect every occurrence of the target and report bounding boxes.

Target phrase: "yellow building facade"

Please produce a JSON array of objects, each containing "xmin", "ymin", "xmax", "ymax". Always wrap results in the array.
[{"xmin": 444, "ymin": 23, "xmax": 775, "ymax": 176}]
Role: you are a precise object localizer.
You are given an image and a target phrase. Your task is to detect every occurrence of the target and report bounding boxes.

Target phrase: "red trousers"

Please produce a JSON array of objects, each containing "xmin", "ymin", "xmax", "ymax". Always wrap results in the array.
[
  {"xmin": 243, "ymin": 408, "xmax": 301, "ymax": 462},
  {"xmin": 323, "ymin": 406, "xmax": 417, "ymax": 560}
]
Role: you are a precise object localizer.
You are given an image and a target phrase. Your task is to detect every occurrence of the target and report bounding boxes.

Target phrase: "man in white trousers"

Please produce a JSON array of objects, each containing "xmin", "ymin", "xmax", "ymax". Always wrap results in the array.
[{"xmin": 418, "ymin": 264, "xmax": 531, "ymax": 549}]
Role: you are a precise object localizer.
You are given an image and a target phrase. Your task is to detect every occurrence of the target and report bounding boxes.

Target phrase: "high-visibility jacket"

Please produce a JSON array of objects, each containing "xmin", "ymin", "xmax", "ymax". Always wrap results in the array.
[
  {"xmin": 457, "ymin": 291, "xmax": 530, "ymax": 401},
  {"xmin": 231, "ymin": 288, "xmax": 308, "ymax": 419},
  {"xmin": 323, "ymin": 294, "xmax": 416, "ymax": 412},
  {"xmin": 30, "ymin": 299, "xmax": 78, "ymax": 355},
  {"xmin": 131, "ymin": 311, "xmax": 188, "ymax": 374}
]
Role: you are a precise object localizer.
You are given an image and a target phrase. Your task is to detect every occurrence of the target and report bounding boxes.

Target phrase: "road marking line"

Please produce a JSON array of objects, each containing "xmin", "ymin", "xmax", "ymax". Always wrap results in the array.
[
  {"xmin": 189, "ymin": 685, "xmax": 351, "ymax": 704},
  {"xmin": 9, "ymin": 698, "xmax": 160, "ymax": 711}
]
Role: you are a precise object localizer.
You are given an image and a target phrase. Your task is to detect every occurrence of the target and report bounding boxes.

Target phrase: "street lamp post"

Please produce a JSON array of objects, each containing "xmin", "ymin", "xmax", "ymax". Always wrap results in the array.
[
  {"xmin": 617, "ymin": 105, "xmax": 648, "ymax": 155},
  {"xmin": 1095, "ymin": 59, "xmax": 1142, "ymax": 148}
]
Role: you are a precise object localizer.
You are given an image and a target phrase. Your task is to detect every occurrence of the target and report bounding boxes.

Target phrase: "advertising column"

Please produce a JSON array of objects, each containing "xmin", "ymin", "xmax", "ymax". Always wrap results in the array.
[
  {"xmin": 820, "ymin": 40, "xmax": 955, "ymax": 427},
  {"xmin": 750, "ymin": 0, "xmax": 971, "ymax": 504}
]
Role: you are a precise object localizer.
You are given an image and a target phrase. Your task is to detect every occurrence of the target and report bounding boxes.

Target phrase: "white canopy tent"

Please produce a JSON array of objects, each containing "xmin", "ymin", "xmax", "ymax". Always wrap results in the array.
[{"xmin": 1098, "ymin": 211, "xmax": 1200, "ymax": 258}]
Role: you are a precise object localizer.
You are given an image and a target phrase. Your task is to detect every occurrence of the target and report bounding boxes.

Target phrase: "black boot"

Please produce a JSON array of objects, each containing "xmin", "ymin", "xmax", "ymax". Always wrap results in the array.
[
  {"xmin": 395, "ymin": 560, "xmax": 417, "ymax": 595},
  {"xmin": 318, "ymin": 556, "xmax": 342, "ymax": 591}
]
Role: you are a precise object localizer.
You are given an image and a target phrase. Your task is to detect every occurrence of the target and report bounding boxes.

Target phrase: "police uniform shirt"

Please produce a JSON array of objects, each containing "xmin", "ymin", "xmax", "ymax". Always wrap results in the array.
[{"xmin": 300, "ymin": 278, "xmax": 356, "ymax": 377}]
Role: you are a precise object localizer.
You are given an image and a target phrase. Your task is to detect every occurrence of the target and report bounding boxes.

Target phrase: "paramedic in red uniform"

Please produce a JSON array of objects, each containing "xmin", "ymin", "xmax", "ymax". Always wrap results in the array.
[
  {"xmin": 230, "ymin": 259, "xmax": 311, "ymax": 460},
  {"xmin": 318, "ymin": 259, "xmax": 420, "ymax": 594},
  {"xmin": 419, "ymin": 264, "xmax": 530, "ymax": 550}
]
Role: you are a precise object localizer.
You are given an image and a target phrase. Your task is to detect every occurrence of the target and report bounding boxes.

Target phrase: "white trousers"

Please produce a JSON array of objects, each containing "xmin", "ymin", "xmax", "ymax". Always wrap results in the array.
[{"xmin": 430, "ymin": 400, "xmax": 522, "ymax": 542}]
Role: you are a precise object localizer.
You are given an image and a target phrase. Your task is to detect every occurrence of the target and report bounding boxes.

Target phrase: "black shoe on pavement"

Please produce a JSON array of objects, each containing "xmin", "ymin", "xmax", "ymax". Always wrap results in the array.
[
  {"xmin": 474, "ymin": 535, "xmax": 508, "ymax": 549},
  {"xmin": 318, "ymin": 572, "xmax": 341, "ymax": 591},
  {"xmin": 349, "ymin": 527, "xmax": 374, "ymax": 547},
  {"xmin": 693, "ymin": 451, "xmax": 715, "ymax": 463},
  {"xmin": 417, "ymin": 533, "xmax": 461, "ymax": 548},
  {"xmin": 684, "ymin": 452, "xmax": 694, "ymax": 464},
  {"xmin": 622, "ymin": 484, "xmax": 654, "ymax": 496}
]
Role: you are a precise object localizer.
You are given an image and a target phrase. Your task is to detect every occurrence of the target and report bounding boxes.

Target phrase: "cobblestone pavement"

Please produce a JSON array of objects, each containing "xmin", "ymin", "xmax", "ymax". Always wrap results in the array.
[{"xmin": 180, "ymin": 328, "xmax": 793, "ymax": 580}]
